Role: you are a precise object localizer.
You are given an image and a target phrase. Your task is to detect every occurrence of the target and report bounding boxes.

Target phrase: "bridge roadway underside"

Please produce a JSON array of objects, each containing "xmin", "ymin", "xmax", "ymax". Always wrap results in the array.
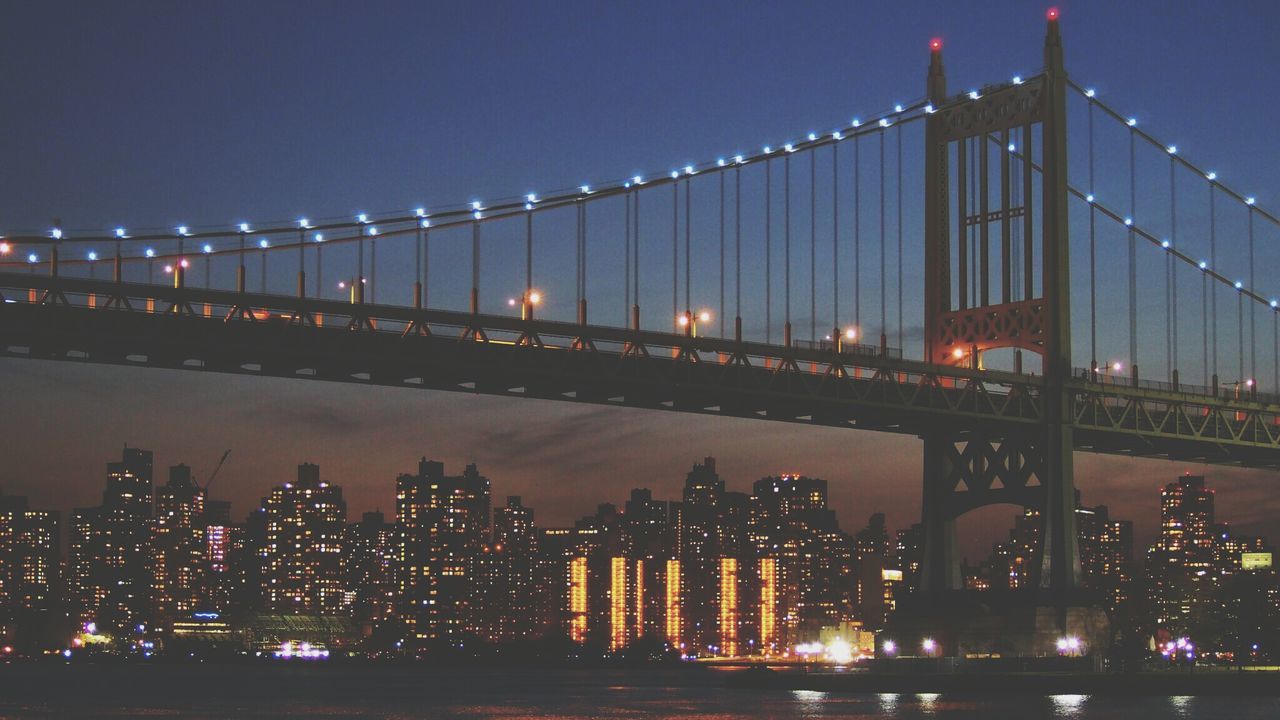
[{"xmin": 2, "ymin": 275, "xmax": 1280, "ymax": 470}]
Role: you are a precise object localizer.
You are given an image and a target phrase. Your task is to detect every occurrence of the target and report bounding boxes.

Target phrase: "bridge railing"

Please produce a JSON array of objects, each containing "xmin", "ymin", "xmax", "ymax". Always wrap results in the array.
[{"xmin": 1072, "ymin": 366, "xmax": 1280, "ymax": 406}]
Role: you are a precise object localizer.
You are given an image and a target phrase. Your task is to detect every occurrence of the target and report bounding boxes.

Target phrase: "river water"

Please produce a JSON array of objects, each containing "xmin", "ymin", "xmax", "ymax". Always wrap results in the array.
[{"xmin": 0, "ymin": 664, "xmax": 1275, "ymax": 719}]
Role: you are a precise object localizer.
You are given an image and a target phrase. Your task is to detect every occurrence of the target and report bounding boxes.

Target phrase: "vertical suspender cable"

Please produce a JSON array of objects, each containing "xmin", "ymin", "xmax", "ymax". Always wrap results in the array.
[
  {"xmin": 415, "ymin": 224, "xmax": 422, "ymax": 305},
  {"xmin": 634, "ymin": 190, "xmax": 641, "ymax": 314},
  {"xmin": 1128, "ymin": 127, "xmax": 1137, "ymax": 375},
  {"xmin": 810, "ymin": 148, "xmax": 817, "ymax": 343},
  {"xmin": 785, "ymin": 153, "xmax": 792, "ymax": 337},
  {"xmin": 720, "ymin": 170, "xmax": 725, "ymax": 337},
  {"xmin": 526, "ymin": 206, "xmax": 534, "ymax": 298},
  {"xmin": 685, "ymin": 177, "xmax": 692, "ymax": 314},
  {"xmin": 1211, "ymin": 183, "xmax": 1218, "ymax": 382},
  {"xmin": 1088, "ymin": 99, "xmax": 1097, "ymax": 370},
  {"xmin": 1249, "ymin": 206, "xmax": 1256, "ymax": 382},
  {"xmin": 1233, "ymin": 280, "xmax": 1244, "ymax": 384},
  {"xmin": 880, "ymin": 129, "xmax": 887, "ymax": 341},
  {"xmin": 1166, "ymin": 160, "xmax": 1173, "ymax": 377},
  {"xmin": 624, "ymin": 192, "xmax": 630, "ymax": 324},
  {"xmin": 833, "ymin": 141, "xmax": 840, "ymax": 334},
  {"xmin": 854, "ymin": 136, "xmax": 861, "ymax": 328},
  {"xmin": 423, "ymin": 227, "xmax": 429, "ymax": 308},
  {"xmin": 896, "ymin": 124, "xmax": 904, "ymax": 350},
  {"xmin": 766, "ymin": 159, "xmax": 772, "ymax": 344},
  {"xmin": 1171, "ymin": 155, "xmax": 1178, "ymax": 378},
  {"xmin": 472, "ymin": 216, "xmax": 480, "ymax": 313},
  {"xmin": 672, "ymin": 180, "xmax": 678, "ymax": 326},
  {"xmin": 736, "ymin": 167, "xmax": 742, "ymax": 327},
  {"xmin": 316, "ymin": 235, "xmax": 323, "ymax": 299}
]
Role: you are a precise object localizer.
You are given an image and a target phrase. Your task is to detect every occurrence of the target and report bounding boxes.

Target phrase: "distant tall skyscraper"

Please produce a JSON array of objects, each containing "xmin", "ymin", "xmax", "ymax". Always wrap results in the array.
[
  {"xmin": 260, "ymin": 463, "xmax": 347, "ymax": 614},
  {"xmin": 67, "ymin": 447, "xmax": 154, "ymax": 633},
  {"xmin": 0, "ymin": 491, "xmax": 59, "ymax": 614},
  {"xmin": 344, "ymin": 510, "xmax": 396, "ymax": 626},
  {"xmin": 1147, "ymin": 475, "xmax": 1221, "ymax": 630},
  {"xmin": 394, "ymin": 458, "xmax": 490, "ymax": 645},
  {"xmin": 151, "ymin": 464, "xmax": 206, "ymax": 624}
]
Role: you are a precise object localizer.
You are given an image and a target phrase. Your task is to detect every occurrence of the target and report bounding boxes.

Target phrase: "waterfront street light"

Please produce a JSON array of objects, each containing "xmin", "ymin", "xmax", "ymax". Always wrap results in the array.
[
  {"xmin": 922, "ymin": 638, "xmax": 937, "ymax": 656},
  {"xmin": 510, "ymin": 289, "xmax": 542, "ymax": 320}
]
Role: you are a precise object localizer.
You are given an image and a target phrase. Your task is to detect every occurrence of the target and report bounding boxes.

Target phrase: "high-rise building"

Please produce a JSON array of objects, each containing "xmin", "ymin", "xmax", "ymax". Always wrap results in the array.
[
  {"xmin": 151, "ymin": 464, "xmax": 206, "ymax": 624},
  {"xmin": 484, "ymin": 496, "xmax": 541, "ymax": 643},
  {"xmin": 344, "ymin": 510, "xmax": 396, "ymax": 627},
  {"xmin": 1077, "ymin": 504, "xmax": 1133, "ymax": 611},
  {"xmin": 749, "ymin": 474, "xmax": 850, "ymax": 648},
  {"xmin": 0, "ymin": 492, "xmax": 59, "ymax": 614},
  {"xmin": 394, "ymin": 458, "xmax": 490, "ymax": 645},
  {"xmin": 1147, "ymin": 475, "xmax": 1219, "ymax": 630},
  {"xmin": 66, "ymin": 447, "xmax": 154, "ymax": 634},
  {"xmin": 260, "ymin": 463, "xmax": 347, "ymax": 614}
]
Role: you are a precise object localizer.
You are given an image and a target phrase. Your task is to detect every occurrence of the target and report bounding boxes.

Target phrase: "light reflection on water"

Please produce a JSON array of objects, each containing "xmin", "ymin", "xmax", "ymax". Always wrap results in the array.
[{"xmin": 0, "ymin": 666, "xmax": 1277, "ymax": 719}]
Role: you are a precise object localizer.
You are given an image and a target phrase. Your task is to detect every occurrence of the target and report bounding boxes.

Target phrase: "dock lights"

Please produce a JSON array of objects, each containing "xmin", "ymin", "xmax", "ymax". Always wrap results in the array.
[
  {"xmin": 922, "ymin": 638, "xmax": 937, "ymax": 655},
  {"xmin": 882, "ymin": 639, "xmax": 897, "ymax": 656}
]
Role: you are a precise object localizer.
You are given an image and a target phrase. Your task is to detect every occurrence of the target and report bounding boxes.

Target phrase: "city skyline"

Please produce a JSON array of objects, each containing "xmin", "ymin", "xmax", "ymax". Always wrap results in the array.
[
  {"xmin": 3, "ymin": 432, "xmax": 1273, "ymax": 567},
  {"xmin": 4, "ymin": 1, "xmax": 1280, "ymax": 571}
]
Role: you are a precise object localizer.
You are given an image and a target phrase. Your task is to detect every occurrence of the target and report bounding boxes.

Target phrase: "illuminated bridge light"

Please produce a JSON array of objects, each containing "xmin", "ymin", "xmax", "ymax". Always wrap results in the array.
[
  {"xmin": 580, "ymin": 184, "xmax": 592, "ymax": 193},
  {"xmin": 415, "ymin": 207, "xmax": 426, "ymax": 217},
  {"xmin": 87, "ymin": 251, "xmax": 97, "ymax": 261},
  {"xmin": 968, "ymin": 90, "xmax": 980, "ymax": 100},
  {"xmin": 28, "ymin": 253, "xmax": 38, "ymax": 263},
  {"xmin": 1207, "ymin": 172, "xmax": 1217, "ymax": 181},
  {"xmin": 1084, "ymin": 87, "xmax": 1095, "ymax": 98},
  {"xmin": 115, "ymin": 227, "xmax": 127, "ymax": 238},
  {"xmin": 851, "ymin": 119, "xmax": 861, "ymax": 128},
  {"xmin": 633, "ymin": 175, "xmax": 644, "ymax": 185},
  {"xmin": 177, "ymin": 225, "xmax": 190, "ymax": 236},
  {"xmin": 526, "ymin": 194, "xmax": 537, "ymax": 203},
  {"xmin": 145, "ymin": 248, "xmax": 156, "ymax": 258},
  {"xmin": 929, "ymin": 38, "xmax": 942, "ymax": 51},
  {"xmin": 1127, "ymin": 117, "xmax": 1137, "ymax": 127},
  {"xmin": 893, "ymin": 104, "xmax": 903, "ymax": 113},
  {"xmin": 297, "ymin": 218, "xmax": 308, "ymax": 229},
  {"xmin": 1246, "ymin": 197, "xmax": 1256, "ymax": 206},
  {"xmin": 1167, "ymin": 145, "xmax": 1177, "ymax": 155},
  {"xmin": 1199, "ymin": 261, "xmax": 1208, "ymax": 270},
  {"xmin": 807, "ymin": 133, "xmax": 816, "ymax": 141},
  {"xmin": 259, "ymin": 239, "xmax": 270, "ymax": 248},
  {"xmin": 203, "ymin": 244, "xmax": 213, "ymax": 253},
  {"xmin": 734, "ymin": 155, "xmax": 745, "ymax": 164},
  {"xmin": 51, "ymin": 228, "xmax": 62, "ymax": 240},
  {"xmin": 1013, "ymin": 75, "xmax": 1023, "ymax": 85}
]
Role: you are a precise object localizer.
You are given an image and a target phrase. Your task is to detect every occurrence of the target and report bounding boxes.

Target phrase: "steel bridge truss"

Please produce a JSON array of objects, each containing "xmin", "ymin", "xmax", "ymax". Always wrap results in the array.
[{"xmin": 3, "ymin": 272, "xmax": 1279, "ymax": 470}]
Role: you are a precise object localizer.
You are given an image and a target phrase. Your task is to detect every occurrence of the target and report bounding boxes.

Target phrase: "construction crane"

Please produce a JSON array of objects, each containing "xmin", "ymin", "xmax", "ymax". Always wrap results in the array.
[{"xmin": 202, "ymin": 450, "xmax": 232, "ymax": 492}]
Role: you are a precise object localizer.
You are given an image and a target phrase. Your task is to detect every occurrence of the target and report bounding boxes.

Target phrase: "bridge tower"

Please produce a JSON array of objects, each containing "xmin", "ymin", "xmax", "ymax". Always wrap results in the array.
[{"xmin": 919, "ymin": 14, "xmax": 1082, "ymax": 597}]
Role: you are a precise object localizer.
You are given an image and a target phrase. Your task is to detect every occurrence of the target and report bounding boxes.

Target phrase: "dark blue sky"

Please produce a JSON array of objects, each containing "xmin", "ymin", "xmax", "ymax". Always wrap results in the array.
[{"xmin": 2, "ymin": 1, "xmax": 1278, "ymax": 555}]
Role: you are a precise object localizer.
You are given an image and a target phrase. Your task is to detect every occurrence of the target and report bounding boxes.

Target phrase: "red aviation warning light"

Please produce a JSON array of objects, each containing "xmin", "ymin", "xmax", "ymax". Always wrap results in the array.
[
  {"xmin": 929, "ymin": 38, "xmax": 942, "ymax": 51},
  {"xmin": 1047, "ymin": 7, "xmax": 1060, "ymax": 20}
]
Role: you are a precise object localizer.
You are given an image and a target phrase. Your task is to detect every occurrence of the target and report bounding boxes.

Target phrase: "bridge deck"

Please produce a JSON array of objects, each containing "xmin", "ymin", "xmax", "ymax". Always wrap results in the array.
[{"xmin": 3, "ymin": 273, "xmax": 1280, "ymax": 469}]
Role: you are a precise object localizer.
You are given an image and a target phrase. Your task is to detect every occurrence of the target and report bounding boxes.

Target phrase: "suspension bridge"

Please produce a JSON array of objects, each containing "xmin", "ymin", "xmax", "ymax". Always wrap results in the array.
[{"xmin": 2, "ymin": 11, "xmax": 1279, "ymax": 599}]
